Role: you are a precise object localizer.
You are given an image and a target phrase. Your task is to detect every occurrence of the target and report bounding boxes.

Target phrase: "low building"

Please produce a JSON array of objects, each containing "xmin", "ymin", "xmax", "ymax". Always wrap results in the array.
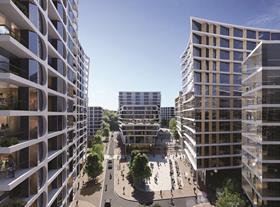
[
  {"xmin": 118, "ymin": 91, "xmax": 161, "ymax": 151},
  {"xmin": 242, "ymin": 41, "xmax": 280, "ymax": 207},
  {"xmin": 160, "ymin": 107, "xmax": 175, "ymax": 127},
  {"xmin": 87, "ymin": 106, "xmax": 104, "ymax": 136}
]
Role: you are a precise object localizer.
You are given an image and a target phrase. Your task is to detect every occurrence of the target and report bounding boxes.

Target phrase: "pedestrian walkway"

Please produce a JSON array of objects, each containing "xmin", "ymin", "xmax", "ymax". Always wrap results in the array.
[{"xmin": 69, "ymin": 200, "xmax": 97, "ymax": 207}]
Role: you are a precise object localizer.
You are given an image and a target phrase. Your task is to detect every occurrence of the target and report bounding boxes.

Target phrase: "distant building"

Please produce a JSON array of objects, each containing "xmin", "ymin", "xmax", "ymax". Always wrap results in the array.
[
  {"xmin": 118, "ymin": 91, "xmax": 161, "ymax": 150},
  {"xmin": 160, "ymin": 107, "xmax": 175, "ymax": 126},
  {"xmin": 88, "ymin": 106, "xmax": 104, "ymax": 136},
  {"xmin": 242, "ymin": 42, "xmax": 280, "ymax": 207}
]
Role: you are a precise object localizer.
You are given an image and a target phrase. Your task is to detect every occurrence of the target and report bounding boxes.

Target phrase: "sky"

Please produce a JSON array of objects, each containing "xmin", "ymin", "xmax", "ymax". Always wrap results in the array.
[{"xmin": 78, "ymin": 0, "xmax": 280, "ymax": 110}]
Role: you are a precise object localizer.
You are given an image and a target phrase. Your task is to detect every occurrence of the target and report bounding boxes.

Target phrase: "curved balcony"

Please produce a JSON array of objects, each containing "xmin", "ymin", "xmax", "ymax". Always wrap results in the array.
[
  {"xmin": 0, "ymin": 82, "xmax": 45, "ymax": 111},
  {"xmin": 48, "ymin": 58, "xmax": 66, "ymax": 76},
  {"xmin": 49, "ymin": 38, "xmax": 65, "ymax": 58},
  {"xmin": 12, "ymin": 0, "xmax": 46, "ymax": 35},
  {"xmin": 52, "ymin": 0, "xmax": 66, "ymax": 24},
  {"xmin": 51, "ymin": 20, "xmax": 65, "ymax": 41}
]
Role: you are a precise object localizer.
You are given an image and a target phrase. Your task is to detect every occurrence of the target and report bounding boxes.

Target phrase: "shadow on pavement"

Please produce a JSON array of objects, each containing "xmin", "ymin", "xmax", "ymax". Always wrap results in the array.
[
  {"xmin": 80, "ymin": 179, "xmax": 102, "ymax": 196},
  {"xmin": 131, "ymin": 188, "xmax": 155, "ymax": 205}
]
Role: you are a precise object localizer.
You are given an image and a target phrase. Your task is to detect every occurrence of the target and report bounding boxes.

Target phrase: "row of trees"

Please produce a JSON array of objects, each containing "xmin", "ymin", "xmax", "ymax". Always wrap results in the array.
[{"xmin": 85, "ymin": 110, "xmax": 114, "ymax": 180}]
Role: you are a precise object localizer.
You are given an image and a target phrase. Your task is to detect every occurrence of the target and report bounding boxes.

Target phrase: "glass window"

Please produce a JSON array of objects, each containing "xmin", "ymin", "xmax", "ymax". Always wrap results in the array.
[
  {"xmin": 220, "ymin": 98, "xmax": 230, "ymax": 107},
  {"xmin": 233, "ymin": 74, "xmax": 241, "ymax": 84},
  {"xmin": 220, "ymin": 50, "xmax": 230, "ymax": 60},
  {"xmin": 262, "ymin": 44, "xmax": 280, "ymax": 66},
  {"xmin": 234, "ymin": 51, "xmax": 243, "ymax": 61},
  {"xmin": 192, "ymin": 20, "xmax": 201, "ymax": 31},
  {"xmin": 220, "ymin": 86, "xmax": 230, "ymax": 96},
  {"xmin": 271, "ymin": 33, "xmax": 280, "ymax": 40},
  {"xmin": 234, "ymin": 28, "xmax": 243, "ymax": 37},
  {"xmin": 213, "ymin": 25, "xmax": 216, "ymax": 34},
  {"xmin": 234, "ymin": 39, "xmax": 243, "ymax": 49},
  {"xmin": 247, "ymin": 30, "xmax": 256, "ymax": 39},
  {"xmin": 213, "ymin": 37, "xmax": 216, "ymax": 46},
  {"xmin": 205, "ymin": 73, "xmax": 209, "ymax": 83},
  {"xmin": 220, "ymin": 26, "xmax": 229, "ymax": 36},
  {"xmin": 195, "ymin": 84, "xmax": 201, "ymax": 95},
  {"xmin": 193, "ymin": 59, "xmax": 201, "ymax": 69},
  {"xmin": 193, "ymin": 47, "xmax": 201, "ymax": 57},
  {"xmin": 247, "ymin": 41, "xmax": 256, "ymax": 50},
  {"xmin": 212, "ymin": 85, "xmax": 216, "ymax": 95},
  {"xmin": 193, "ymin": 34, "xmax": 201, "ymax": 44},
  {"xmin": 220, "ymin": 74, "xmax": 230, "ymax": 84},
  {"xmin": 213, "ymin": 74, "xmax": 216, "ymax": 83},
  {"xmin": 194, "ymin": 72, "xmax": 201, "ymax": 82},
  {"xmin": 220, "ymin": 62, "xmax": 230, "ymax": 72},
  {"xmin": 213, "ymin": 49, "xmax": 216, "ymax": 58},
  {"xmin": 259, "ymin": 31, "xmax": 270, "ymax": 40},
  {"xmin": 234, "ymin": 63, "xmax": 241, "ymax": 73},
  {"xmin": 206, "ymin": 24, "xmax": 209, "ymax": 32},
  {"xmin": 213, "ymin": 61, "xmax": 216, "ymax": 71},
  {"xmin": 220, "ymin": 38, "xmax": 229, "ymax": 48}
]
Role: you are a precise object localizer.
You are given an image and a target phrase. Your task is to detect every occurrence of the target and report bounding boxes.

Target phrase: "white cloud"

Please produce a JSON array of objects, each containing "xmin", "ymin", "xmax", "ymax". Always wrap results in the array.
[{"xmin": 246, "ymin": 1, "xmax": 280, "ymax": 29}]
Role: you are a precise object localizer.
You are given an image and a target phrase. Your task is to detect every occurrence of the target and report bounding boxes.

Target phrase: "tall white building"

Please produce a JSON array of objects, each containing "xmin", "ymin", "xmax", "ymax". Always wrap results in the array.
[
  {"xmin": 0, "ymin": 0, "xmax": 89, "ymax": 206},
  {"xmin": 87, "ymin": 106, "xmax": 103, "ymax": 136},
  {"xmin": 160, "ymin": 107, "xmax": 175, "ymax": 125},
  {"xmin": 118, "ymin": 92, "xmax": 161, "ymax": 150},
  {"xmin": 178, "ymin": 17, "xmax": 280, "ymax": 188}
]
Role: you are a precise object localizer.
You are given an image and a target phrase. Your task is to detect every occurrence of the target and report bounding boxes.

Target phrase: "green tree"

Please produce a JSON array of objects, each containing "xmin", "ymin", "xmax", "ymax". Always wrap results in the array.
[
  {"xmin": 130, "ymin": 153, "xmax": 152, "ymax": 184},
  {"xmin": 216, "ymin": 179, "xmax": 246, "ymax": 207},
  {"xmin": 102, "ymin": 126, "xmax": 110, "ymax": 137},
  {"xmin": 92, "ymin": 143, "xmax": 104, "ymax": 161},
  {"xmin": 169, "ymin": 118, "xmax": 177, "ymax": 133},
  {"xmin": 85, "ymin": 152, "xmax": 103, "ymax": 180},
  {"xmin": 129, "ymin": 150, "xmax": 140, "ymax": 168},
  {"xmin": 103, "ymin": 110, "xmax": 119, "ymax": 131},
  {"xmin": 92, "ymin": 133, "xmax": 102, "ymax": 145}
]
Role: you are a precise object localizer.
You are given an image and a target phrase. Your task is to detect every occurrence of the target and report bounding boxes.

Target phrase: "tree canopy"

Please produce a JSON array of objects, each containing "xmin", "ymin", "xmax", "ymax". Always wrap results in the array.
[
  {"xmin": 85, "ymin": 152, "xmax": 103, "ymax": 180},
  {"xmin": 216, "ymin": 179, "xmax": 247, "ymax": 207},
  {"xmin": 130, "ymin": 153, "xmax": 152, "ymax": 184},
  {"xmin": 103, "ymin": 110, "xmax": 119, "ymax": 131}
]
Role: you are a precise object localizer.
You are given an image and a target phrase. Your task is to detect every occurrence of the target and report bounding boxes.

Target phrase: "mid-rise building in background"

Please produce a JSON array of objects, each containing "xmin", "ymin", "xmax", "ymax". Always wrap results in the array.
[
  {"xmin": 179, "ymin": 17, "xmax": 280, "ymax": 188},
  {"xmin": 118, "ymin": 91, "xmax": 161, "ymax": 151},
  {"xmin": 175, "ymin": 91, "xmax": 183, "ymax": 139},
  {"xmin": 0, "ymin": 0, "xmax": 89, "ymax": 206},
  {"xmin": 160, "ymin": 107, "xmax": 175, "ymax": 127},
  {"xmin": 242, "ymin": 42, "xmax": 280, "ymax": 207},
  {"xmin": 87, "ymin": 106, "xmax": 104, "ymax": 136}
]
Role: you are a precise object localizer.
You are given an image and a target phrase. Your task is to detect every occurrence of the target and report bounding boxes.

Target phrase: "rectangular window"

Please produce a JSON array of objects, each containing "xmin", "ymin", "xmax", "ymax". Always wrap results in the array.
[
  {"xmin": 193, "ymin": 34, "xmax": 201, "ymax": 44},
  {"xmin": 220, "ymin": 74, "xmax": 230, "ymax": 84},
  {"xmin": 213, "ymin": 74, "xmax": 216, "ymax": 83},
  {"xmin": 205, "ymin": 73, "xmax": 209, "ymax": 83},
  {"xmin": 195, "ymin": 84, "xmax": 201, "ymax": 95},
  {"xmin": 220, "ymin": 62, "xmax": 230, "ymax": 72},
  {"xmin": 234, "ymin": 39, "xmax": 243, "ymax": 49},
  {"xmin": 194, "ymin": 72, "xmax": 201, "ymax": 82},
  {"xmin": 213, "ymin": 37, "xmax": 216, "ymax": 46},
  {"xmin": 233, "ymin": 74, "xmax": 241, "ymax": 84},
  {"xmin": 234, "ymin": 51, "xmax": 243, "ymax": 61},
  {"xmin": 234, "ymin": 28, "xmax": 243, "ymax": 37},
  {"xmin": 213, "ymin": 61, "xmax": 216, "ymax": 71},
  {"xmin": 220, "ymin": 26, "xmax": 229, "ymax": 36},
  {"xmin": 213, "ymin": 25, "xmax": 216, "ymax": 34},
  {"xmin": 193, "ymin": 59, "xmax": 201, "ymax": 69},
  {"xmin": 192, "ymin": 20, "xmax": 201, "ymax": 31},
  {"xmin": 220, "ymin": 86, "xmax": 230, "ymax": 96},
  {"xmin": 247, "ymin": 30, "xmax": 256, "ymax": 39},
  {"xmin": 247, "ymin": 41, "xmax": 256, "ymax": 50},
  {"xmin": 212, "ymin": 86, "xmax": 216, "ymax": 95},
  {"xmin": 262, "ymin": 44, "xmax": 280, "ymax": 66},
  {"xmin": 220, "ymin": 38, "xmax": 229, "ymax": 48},
  {"xmin": 193, "ymin": 47, "xmax": 201, "ymax": 57},
  {"xmin": 220, "ymin": 50, "xmax": 230, "ymax": 60},
  {"xmin": 271, "ymin": 33, "xmax": 280, "ymax": 40},
  {"xmin": 234, "ymin": 63, "xmax": 241, "ymax": 73},
  {"xmin": 259, "ymin": 31, "xmax": 270, "ymax": 40}
]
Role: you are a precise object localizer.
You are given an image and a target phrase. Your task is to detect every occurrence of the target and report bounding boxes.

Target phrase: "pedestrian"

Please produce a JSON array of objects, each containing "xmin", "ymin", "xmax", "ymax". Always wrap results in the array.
[{"xmin": 75, "ymin": 200, "xmax": 78, "ymax": 207}]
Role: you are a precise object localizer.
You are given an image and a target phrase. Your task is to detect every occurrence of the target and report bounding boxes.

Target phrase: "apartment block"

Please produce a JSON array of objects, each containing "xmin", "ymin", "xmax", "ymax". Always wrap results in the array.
[
  {"xmin": 242, "ymin": 42, "xmax": 280, "ymax": 207},
  {"xmin": 179, "ymin": 17, "xmax": 280, "ymax": 186},
  {"xmin": 87, "ymin": 106, "xmax": 103, "ymax": 136},
  {"xmin": 160, "ymin": 107, "xmax": 175, "ymax": 126},
  {"xmin": 0, "ymin": 0, "xmax": 89, "ymax": 206},
  {"xmin": 118, "ymin": 92, "xmax": 161, "ymax": 149}
]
